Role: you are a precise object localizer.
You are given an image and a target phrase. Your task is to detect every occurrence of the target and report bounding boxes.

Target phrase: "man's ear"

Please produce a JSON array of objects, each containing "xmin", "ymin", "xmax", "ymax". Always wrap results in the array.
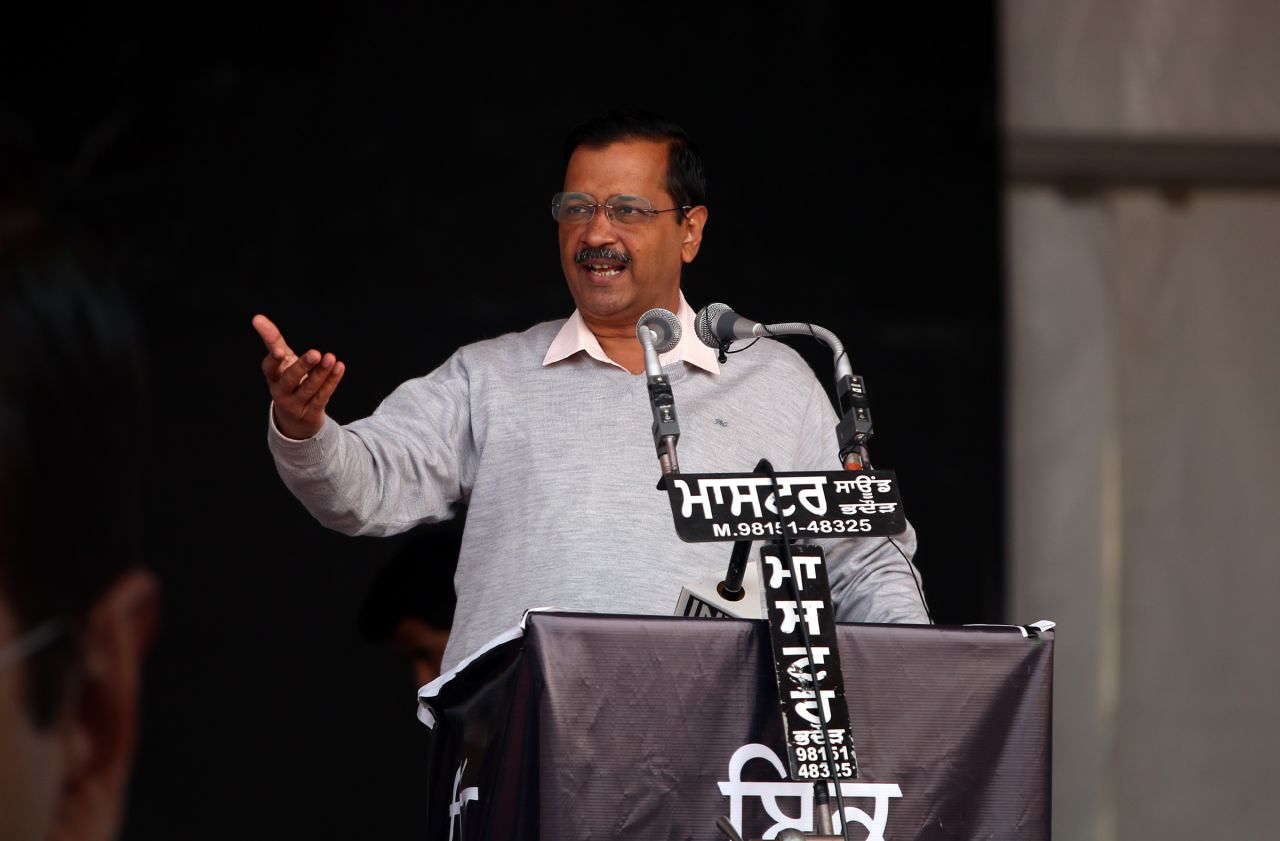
[
  {"xmin": 52, "ymin": 568, "xmax": 160, "ymax": 841},
  {"xmin": 681, "ymin": 205, "xmax": 709, "ymax": 263}
]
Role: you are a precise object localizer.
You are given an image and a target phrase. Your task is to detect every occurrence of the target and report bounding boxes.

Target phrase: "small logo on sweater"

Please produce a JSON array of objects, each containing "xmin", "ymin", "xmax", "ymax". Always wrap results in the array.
[{"xmin": 714, "ymin": 418, "xmax": 729, "ymax": 427}]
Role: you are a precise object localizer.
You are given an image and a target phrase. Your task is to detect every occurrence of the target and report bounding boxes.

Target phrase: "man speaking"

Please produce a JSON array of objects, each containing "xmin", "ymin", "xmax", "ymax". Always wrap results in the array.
[{"xmin": 253, "ymin": 108, "xmax": 928, "ymax": 675}]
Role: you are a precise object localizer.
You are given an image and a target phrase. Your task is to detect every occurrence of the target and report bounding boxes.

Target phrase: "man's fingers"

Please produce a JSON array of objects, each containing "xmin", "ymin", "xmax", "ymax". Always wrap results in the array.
[
  {"xmin": 277, "ymin": 359, "xmax": 344, "ymax": 434},
  {"xmin": 251, "ymin": 313, "xmax": 282, "ymax": 346},
  {"xmin": 306, "ymin": 360, "xmax": 346, "ymax": 412},
  {"xmin": 261, "ymin": 350, "xmax": 295, "ymax": 382},
  {"xmin": 278, "ymin": 349, "xmax": 323, "ymax": 391},
  {"xmin": 253, "ymin": 315, "xmax": 338, "ymax": 442},
  {"xmin": 261, "ymin": 348, "xmax": 305, "ymax": 384},
  {"xmin": 252, "ymin": 314, "xmax": 295, "ymax": 359},
  {"xmin": 295, "ymin": 353, "xmax": 338, "ymax": 402}
]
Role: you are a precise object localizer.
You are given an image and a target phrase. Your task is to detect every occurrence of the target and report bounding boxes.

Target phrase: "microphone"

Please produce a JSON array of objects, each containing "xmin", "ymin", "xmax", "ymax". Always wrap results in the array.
[
  {"xmin": 694, "ymin": 302, "xmax": 845, "ymax": 373},
  {"xmin": 637, "ymin": 307, "xmax": 681, "ymax": 377},
  {"xmin": 636, "ymin": 308, "xmax": 682, "ymax": 474},
  {"xmin": 639, "ymin": 307, "xmax": 681, "ymax": 353},
  {"xmin": 694, "ymin": 302, "xmax": 770, "ymax": 347}
]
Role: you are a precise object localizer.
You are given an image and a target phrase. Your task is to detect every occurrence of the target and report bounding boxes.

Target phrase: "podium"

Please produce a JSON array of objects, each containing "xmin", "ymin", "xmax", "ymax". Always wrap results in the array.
[{"xmin": 417, "ymin": 612, "xmax": 1052, "ymax": 840}]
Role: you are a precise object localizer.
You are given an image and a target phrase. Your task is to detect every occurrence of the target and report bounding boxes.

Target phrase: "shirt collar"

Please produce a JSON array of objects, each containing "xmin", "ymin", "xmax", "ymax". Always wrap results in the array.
[{"xmin": 542, "ymin": 291, "xmax": 720, "ymax": 375}]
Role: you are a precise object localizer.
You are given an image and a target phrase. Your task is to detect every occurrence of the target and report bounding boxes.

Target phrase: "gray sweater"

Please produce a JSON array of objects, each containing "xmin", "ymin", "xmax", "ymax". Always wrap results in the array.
[{"xmin": 268, "ymin": 319, "xmax": 928, "ymax": 672}]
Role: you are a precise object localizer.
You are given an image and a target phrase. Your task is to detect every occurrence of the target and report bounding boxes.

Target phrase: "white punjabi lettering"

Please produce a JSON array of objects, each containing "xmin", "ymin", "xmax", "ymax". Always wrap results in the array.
[
  {"xmin": 777, "ymin": 476, "xmax": 829, "ymax": 517},
  {"xmin": 674, "ymin": 478, "xmax": 725, "ymax": 519},
  {"xmin": 793, "ymin": 727, "xmax": 847, "ymax": 747},
  {"xmin": 718, "ymin": 743, "xmax": 902, "ymax": 840},
  {"xmin": 790, "ymin": 688, "xmax": 839, "ymax": 726},
  {"xmin": 448, "ymin": 758, "xmax": 479, "ymax": 841},
  {"xmin": 763, "ymin": 489, "xmax": 797, "ymax": 518},
  {"xmin": 727, "ymin": 478, "xmax": 771, "ymax": 517},
  {"xmin": 776, "ymin": 600, "xmax": 826, "ymax": 636},
  {"xmin": 764, "ymin": 555, "xmax": 822, "ymax": 590},
  {"xmin": 839, "ymin": 502, "xmax": 882, "ymax": 515},
  {"xmin": 782, "ymin": 645, "xmax": 831, "ymax": 686}
]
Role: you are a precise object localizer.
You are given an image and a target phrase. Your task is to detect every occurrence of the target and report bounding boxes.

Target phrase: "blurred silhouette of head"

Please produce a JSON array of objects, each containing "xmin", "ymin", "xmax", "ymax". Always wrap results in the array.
[
  {"xmin": 0, "ymin": 108, "xmax": 159, "ymax": 841},
  {"xmin": 358, "ymin": 511, "xmax": 463, "ymax": 688}
]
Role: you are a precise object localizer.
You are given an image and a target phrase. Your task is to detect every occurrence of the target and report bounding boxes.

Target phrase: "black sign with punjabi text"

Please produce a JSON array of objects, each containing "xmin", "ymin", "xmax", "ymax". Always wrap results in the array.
[
  {"xmin": 758, "ymin": 542, "xmax": 858, "ymax": 781},
  {"xmin": 659, "ymin": 470, "xmax": 905, "ymax": 543}
]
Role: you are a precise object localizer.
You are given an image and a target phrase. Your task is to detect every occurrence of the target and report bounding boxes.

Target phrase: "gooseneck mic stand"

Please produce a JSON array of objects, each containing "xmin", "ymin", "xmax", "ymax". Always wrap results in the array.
[
  {"xmin": 757, "ymin": 320, "xmax": 874, "ymax": 472},
  {"xmin": 694, "ymin": 303, "xmax": 876, "ymax": 470}
]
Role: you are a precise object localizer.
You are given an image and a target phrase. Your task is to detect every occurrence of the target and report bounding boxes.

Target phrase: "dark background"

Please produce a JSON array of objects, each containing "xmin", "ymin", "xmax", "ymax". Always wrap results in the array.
[{"xmin": 3, "ymin": 4, "xmax": 1001, "ymax": 838}]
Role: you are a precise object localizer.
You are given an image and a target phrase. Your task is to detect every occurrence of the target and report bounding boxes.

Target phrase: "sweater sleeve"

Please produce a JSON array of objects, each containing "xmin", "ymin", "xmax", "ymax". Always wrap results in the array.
[
  {"xmin": 789, "ymin": 371, "xmax": 931, "ymax": 624},
  {"xmin": 266, "ymin": 350, "xmax": 476, "ymax": 537}
]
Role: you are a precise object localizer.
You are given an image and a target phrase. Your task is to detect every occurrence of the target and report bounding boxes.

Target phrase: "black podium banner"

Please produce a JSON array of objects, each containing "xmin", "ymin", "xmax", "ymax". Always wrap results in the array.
[{"xmin": 418, "ymin": 612, "xmax": 1053, "ymax": 840}]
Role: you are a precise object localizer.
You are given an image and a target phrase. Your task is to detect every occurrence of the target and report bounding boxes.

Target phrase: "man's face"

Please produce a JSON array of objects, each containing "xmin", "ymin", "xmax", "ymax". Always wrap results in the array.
[
  {"xmin": 557, "ymin": 139, "xmax": 706, "ymax": 332},
  {"xmin": 0, "ymin": 602, "xmax": 60, "ymax": 841}
]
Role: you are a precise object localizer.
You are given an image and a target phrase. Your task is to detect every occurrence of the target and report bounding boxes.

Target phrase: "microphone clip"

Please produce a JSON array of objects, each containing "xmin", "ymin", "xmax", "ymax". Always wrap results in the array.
[
  {"xmin": 647, "ymin": 373, "xmax": 681, "ymax": 475},
  {"xmin": 715, "ymin": 338, "xmax": 730, "ymax": 365}
]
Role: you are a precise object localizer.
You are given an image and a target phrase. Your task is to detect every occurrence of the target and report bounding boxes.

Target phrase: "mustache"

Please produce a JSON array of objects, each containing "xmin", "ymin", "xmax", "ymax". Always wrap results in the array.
[{"xmin": 574, "ymin": 247, "xmax": 631, "ymax": 265}]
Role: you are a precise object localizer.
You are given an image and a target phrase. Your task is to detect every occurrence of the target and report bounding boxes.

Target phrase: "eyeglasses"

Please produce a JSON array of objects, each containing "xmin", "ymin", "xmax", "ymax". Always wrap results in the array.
[
  {"xmin": 0, "ymin": 617, "xmax": 66, "ymax": 670},
  {"xmin": 551, "ymin": 192, "xmax": 691, "ymax": 226}
]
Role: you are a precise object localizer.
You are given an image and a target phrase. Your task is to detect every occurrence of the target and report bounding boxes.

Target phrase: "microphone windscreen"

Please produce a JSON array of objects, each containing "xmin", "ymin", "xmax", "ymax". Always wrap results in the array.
[
  {"xmin": 694, "ymin": 302, "xmax": 733, "ymax": 348},
  {"xmin": 637, "ymin": 307, "xmax": 682, "ymax": 353}
]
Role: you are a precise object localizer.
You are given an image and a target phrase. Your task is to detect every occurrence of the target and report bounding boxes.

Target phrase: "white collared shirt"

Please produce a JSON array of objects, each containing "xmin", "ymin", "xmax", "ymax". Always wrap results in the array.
[{"xmin": 541, "ymin": 291, "xmax": 720, "ymax": 375}]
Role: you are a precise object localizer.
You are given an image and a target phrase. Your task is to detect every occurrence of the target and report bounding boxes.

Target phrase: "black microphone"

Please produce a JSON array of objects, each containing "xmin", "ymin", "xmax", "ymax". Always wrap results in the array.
[
  {"xmin": 694, "ymin": 302, "xmax": 769, "ymax": 347},
  {"xmin": 636, "ymin": 308, "xmax": 682, "ymax": 474}
]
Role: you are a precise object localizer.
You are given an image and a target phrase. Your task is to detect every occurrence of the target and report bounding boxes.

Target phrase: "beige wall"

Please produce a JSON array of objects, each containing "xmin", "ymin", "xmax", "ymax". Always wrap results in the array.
[
  {"xmin": 1004, "ymin": 0, "xmax": 1280, "ymax": 138},
  {"xmin": 1001, "ymin": 3, "xmax": 1280, "ymax": 839}
]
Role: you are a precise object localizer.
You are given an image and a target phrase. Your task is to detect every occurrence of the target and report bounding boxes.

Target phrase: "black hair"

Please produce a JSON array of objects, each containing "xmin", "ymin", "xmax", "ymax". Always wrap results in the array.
[{"xmin": 561, "ymin": 107, "xmax": 707, "ymax": 221}]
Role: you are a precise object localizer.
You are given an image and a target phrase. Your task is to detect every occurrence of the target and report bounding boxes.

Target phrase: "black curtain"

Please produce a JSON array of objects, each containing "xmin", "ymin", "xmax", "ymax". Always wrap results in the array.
[{"xmin": 2, "ymin": 4, "xmax": 1001, "ymax": 838}]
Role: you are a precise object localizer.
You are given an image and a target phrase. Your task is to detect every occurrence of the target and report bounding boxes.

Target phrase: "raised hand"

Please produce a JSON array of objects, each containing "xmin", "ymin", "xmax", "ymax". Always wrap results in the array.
[{"xmin": 252, "ymin": 314, "xmax": 346, "ymax": 440}]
